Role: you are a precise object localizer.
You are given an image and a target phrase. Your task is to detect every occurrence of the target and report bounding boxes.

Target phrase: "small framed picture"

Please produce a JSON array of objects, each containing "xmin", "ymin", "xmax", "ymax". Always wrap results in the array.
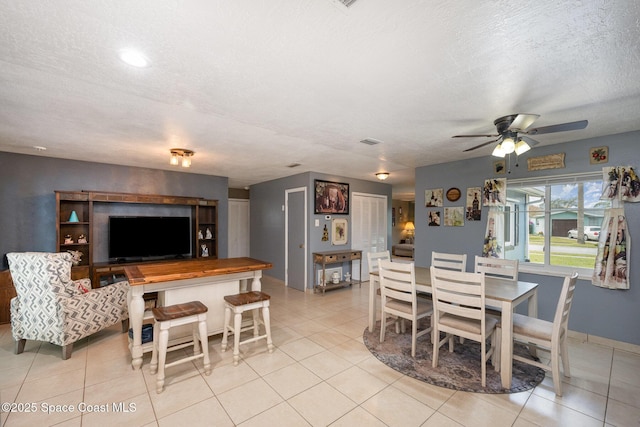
[
  {"xmin": 494, "ymin": 160, "xmax": 506, "ymax": 175},
  {"xmin": 444, "ymin": 207, "xmax": 465, "ymax": 226},
  {"xmin": 589, "ymin": 146, "xmax": 608, "ymax": 164},
  {"xmin": 425, "ymin": 188, "xmax": 443, "ymax": 207},
  {"xmin": 332, "ymin": 218, "xmax": 348, "ymax": 245},
  {"xmin": 428, "ymin": 210, "xmax": 441, "ymax": 226}
]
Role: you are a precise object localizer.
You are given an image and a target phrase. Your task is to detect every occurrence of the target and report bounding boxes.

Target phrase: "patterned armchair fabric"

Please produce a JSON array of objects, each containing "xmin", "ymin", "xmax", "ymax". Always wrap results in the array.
[{"xmin": 7, "ymin": 252, "xmax": 129, "ymax": 359}]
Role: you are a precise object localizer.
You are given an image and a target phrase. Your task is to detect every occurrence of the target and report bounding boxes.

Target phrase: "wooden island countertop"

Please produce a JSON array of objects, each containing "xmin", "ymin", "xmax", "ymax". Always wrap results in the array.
[
  {"xmin": 125, "ymin": 257, "xmax": 273, "ymax": 370},
  {"xmin": 124, "ymin": 257, "xmax": 273, "ymax": 286}
]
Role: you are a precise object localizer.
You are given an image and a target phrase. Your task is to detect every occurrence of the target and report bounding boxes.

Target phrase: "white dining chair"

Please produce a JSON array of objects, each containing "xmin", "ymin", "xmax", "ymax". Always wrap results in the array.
[
  {"xmin": 430, "ymin": 266, "xmax": 499, "ymax": 387},
  {"xmin": 366, "ymin": 250, "xmax": 391, "ymax": 332},
  {"xmin": 367, "ymin": 250, "xmax": 391, "ymax": 278},
  {"xmin": 509, "ymin": 271, "xmax": 578, "ymax": 396},
  {"xmin": 474, "ymin": 256, "xmax": 519, "ymax": 318},
  {"xmin": 474, "ymin": 256, "xmax": 519, "ymax": 281},
  {"xmin": 379, "ymin": 260, "xmax": 432, "ymax": 358},
  {"xmin": 431, "ymin": 251, "xmax": 467, "ymax": 272}
]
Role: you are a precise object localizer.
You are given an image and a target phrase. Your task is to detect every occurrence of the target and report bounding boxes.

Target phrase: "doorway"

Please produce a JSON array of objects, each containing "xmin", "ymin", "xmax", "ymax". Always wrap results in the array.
[{"xmin": 285, "ymin": 187, "xmax": 307, "ymax": 291}]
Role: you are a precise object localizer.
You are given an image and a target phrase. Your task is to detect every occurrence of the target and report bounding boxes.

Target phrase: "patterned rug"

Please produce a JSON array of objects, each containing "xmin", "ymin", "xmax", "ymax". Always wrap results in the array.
[{"xmin": 363, "ymin": 320, "xmax": 545, "ymax": 393}]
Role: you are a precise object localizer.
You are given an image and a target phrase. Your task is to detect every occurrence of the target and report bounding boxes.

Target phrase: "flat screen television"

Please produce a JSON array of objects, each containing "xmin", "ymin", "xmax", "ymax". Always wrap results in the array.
[{"xmin": 108, "ymin": 216, "xmax": 191, "ymax": 261}]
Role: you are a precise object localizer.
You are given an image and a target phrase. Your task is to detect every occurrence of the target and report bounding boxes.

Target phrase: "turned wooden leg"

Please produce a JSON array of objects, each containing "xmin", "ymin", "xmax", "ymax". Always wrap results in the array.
[
  {"xmin": 221, "ymin": 306, "xmax": 231, "ymax": 352},
  {"xmin": 233, "ymin": 310, "xmax": 242, "ymax": 365}
]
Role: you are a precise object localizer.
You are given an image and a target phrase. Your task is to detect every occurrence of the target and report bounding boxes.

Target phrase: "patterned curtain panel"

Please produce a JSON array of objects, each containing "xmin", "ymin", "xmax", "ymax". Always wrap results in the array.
[
  {"xmin": 482, "ymin": 207, "xmax": 504, "ymax": 258},
  {"xmin": 592, "ymin": 166, "xmax": 640, "ymax": 289}
]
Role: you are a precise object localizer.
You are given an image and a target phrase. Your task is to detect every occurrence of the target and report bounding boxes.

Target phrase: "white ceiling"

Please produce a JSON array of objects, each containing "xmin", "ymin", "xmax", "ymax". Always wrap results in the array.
[{"xmin": 1, "ymin": 1, "xmax": 639, "ymax": 200}]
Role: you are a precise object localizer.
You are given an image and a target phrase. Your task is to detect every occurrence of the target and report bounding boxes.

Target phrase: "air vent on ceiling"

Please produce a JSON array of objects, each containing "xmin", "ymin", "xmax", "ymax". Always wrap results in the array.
[
  {"xmin": 329, "ymin": 0, "xmax": 358, "ymax": 8},
  {"xmin": 360, "ymin": 138, "xmax": 383, "ymax": 146}
]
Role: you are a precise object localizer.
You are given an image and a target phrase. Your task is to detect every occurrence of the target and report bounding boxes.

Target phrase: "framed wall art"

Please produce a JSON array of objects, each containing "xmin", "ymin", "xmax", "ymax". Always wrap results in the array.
[
  {"xmin": 428, "ymin": 210, "xmax": 441, "ymax": 226},
  {"xmin": 589, "ymin": 146, "xmax": 608, "ymax": 164},
  {"xmin": 314, "ymin": 180, "xmax": 349, "ymax": 214},
  {"xmin": 332, "ymin": 218, "xmax": 348, "ymax": 245},
  {"xmin": 425, "ymin": 188, "xmax": 443, "ymax": 207},
  {"xmin": 466, "ymin": 187, "xmax": 482, "ymax": 221},
  {"xmin": 444, "ymin": 207, "xmax": 464, "ymax": 226}
]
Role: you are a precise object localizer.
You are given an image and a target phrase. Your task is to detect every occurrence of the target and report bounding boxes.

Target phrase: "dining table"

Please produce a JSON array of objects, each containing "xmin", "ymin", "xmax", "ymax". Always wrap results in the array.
[{"xmin": 368, "ymin": 266, "xmax": 538, "ymax": 389}]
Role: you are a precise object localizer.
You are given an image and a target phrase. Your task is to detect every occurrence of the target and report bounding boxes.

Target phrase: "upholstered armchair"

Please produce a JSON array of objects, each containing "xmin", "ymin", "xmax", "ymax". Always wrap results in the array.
[{"xmin": 7, "ymin": 252, "xmax": 129, "ymax": 359}]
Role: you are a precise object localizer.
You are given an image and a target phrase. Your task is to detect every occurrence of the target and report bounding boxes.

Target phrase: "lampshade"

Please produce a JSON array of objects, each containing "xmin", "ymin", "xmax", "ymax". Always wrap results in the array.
[
  {"xmin": 514, "ymin": 139, "xmax": 531, "ymax": 155},
  {"xmin": 404, "ymin": 221, "xmax": 415, "ymax": 232},
  {"xmin": 376, "ymin": 172, "xmax": 389, "ymax": 180},
  {"xmin": 492, "ymin": 143, "xmax": 506, "ymax": 158},
  {"xmin": 501, "ymin": 137, "xmax": 515, "ymax": 154},
  {"xmin": 170, "ymin": 153, "xmax": 179, "ymax": 165}
]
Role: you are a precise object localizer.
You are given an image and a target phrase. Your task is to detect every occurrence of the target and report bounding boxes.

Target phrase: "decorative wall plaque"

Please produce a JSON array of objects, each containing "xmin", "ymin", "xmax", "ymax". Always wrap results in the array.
[
  {"xmin": 446, "ymin": 187, "xmax": 461, "ymax": 202},
  {"xmin": 527, "ymin": 153, "xmax": 565, "ymax": 171},
  {"xmin": 589, "ymin": 146, "xmax": 608, "ymax": 164}
]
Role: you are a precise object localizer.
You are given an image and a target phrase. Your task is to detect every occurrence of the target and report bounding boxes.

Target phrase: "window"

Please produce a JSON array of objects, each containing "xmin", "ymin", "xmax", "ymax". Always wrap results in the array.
[{"xmin": 505, "ymin": 172, "xmax": 610, "ymax": 275}]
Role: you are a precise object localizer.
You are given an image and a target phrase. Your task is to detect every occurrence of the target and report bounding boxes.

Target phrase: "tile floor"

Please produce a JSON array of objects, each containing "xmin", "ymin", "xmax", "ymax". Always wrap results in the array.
[{"xmin": 1, "ymin": 275, "xmax": 639, "ymax": 426}]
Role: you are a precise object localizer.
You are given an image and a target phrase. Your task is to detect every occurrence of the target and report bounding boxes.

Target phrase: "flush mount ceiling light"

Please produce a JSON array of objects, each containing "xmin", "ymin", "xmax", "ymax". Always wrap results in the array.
[
  {"xmin": 169, "ymin": 148, "xmax": 194, "ymax": 168},
  {"xmin": 119, "ymin": 49, "xmax": 150, "ymax": 68},
  {"xmin": 376, "ymin": 172, "xmax": 390, "ymax": 181}
]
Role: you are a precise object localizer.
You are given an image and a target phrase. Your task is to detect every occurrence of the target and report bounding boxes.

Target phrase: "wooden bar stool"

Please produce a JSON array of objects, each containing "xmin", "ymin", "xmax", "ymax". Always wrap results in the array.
[
  {"xmin": 150, "ymin": 301, "xmax": 211, "ymax": 393},
  {"xmin": 221, "ymin": 291, "xmax": 274, "ymax": 365}
]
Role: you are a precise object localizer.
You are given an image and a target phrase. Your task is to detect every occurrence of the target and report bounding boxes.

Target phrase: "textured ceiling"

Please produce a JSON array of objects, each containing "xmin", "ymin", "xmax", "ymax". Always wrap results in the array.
[{"xmin": 1, "ymin": 1, "xmax": 639, "ymax": 200}]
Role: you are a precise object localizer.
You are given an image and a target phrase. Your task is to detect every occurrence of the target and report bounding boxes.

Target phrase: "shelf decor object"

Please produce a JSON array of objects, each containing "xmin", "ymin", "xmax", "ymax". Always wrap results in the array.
[{"xmin": 68, "ymin": 211, "xmax": 79, "ymax": 222}]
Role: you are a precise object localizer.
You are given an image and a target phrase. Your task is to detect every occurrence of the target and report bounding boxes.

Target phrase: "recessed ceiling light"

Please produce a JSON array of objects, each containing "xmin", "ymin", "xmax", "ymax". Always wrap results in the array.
[
  {"xmin": 33, "ymin": 146, "xmax": 47, "ymax": 151},
  {"xmin": 119, "ymin": 49, "xmax": 150, "ymax": 68}
]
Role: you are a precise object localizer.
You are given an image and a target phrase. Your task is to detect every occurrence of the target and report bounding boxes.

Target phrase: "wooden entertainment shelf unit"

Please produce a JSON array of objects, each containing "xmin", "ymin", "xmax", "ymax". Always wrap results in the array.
[{"xmin": 56, "ymin": 190, "xmax": 218, "ymax": 288}]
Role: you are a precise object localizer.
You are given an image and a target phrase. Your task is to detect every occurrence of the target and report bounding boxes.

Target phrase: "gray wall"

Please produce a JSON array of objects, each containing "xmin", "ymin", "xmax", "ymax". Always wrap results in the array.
[
  {"xmin": 250, "ymin": 171, "xmax": 392, "ymax": 288},
  {"xmin": 415, "ymin": 131, "xmax": 640, "ymax": 345},
  {"xmin": 0, "ymin": 152, "xmax": 229, "ymax": 269}
]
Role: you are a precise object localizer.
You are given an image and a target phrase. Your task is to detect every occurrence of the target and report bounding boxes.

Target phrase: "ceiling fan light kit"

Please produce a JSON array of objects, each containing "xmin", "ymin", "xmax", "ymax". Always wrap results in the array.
[{"xmin": 454, "ymin": 114, "xmax": 588, "ymax": 160}]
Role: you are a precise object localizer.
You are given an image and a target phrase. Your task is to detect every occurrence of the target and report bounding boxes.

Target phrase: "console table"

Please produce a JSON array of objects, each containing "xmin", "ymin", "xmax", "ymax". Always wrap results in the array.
[
  {"xmin": 125, "ymin": 257, "xmax": 272, "ymax": 370},
  {"xmin": 312, "ymin": 250, "xmax": 362, "ymax": 294}
]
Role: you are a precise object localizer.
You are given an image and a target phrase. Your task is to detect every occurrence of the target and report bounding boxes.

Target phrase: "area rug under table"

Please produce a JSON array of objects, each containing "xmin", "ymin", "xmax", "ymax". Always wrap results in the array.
[{"xmin": 363, "ymin": 320, "xmax": 545, "ymax": 393}]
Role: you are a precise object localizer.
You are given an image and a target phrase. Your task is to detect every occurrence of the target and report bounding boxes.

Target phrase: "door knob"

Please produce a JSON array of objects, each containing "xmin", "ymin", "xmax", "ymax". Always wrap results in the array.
[{"xmin": 299, "ymin": 244, "xmax": 304, "ymax": 248}]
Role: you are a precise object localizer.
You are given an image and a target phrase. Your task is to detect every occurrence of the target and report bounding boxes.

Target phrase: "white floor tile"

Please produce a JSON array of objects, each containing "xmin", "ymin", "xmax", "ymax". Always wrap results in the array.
[{"xmin": 0, "ymin": 274, "xmax": 637, "ymax": 426}]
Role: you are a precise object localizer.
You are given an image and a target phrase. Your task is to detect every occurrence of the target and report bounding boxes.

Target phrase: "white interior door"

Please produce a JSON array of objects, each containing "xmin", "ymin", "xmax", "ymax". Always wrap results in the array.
[
  {"xmin": 228, "ymin": 199, "xmax": 250, "ymax": 257},
  {"xmin": 351, "ymin": 192, "xmax": 387, "ymax": 281}
]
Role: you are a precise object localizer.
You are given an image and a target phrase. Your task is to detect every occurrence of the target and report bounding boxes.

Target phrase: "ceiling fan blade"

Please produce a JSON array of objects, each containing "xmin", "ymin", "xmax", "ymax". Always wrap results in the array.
[
  {"xmin": 525, "ymin": 120, "xmax": 588, "ymax": 135},
  {"xmin": 520, "ymin": 136, "xmax": 540, "ymax": 147},
  {"xmin": 463, "ymin": 138, "xmax": 500, "ymax": 152},
  {"xmin": 507, "ymin": 114, "xmax": 540, "ymax": 131},
  {"xmin": 452, "ymin": 133, "xmax": 499, "ymax": 138}
]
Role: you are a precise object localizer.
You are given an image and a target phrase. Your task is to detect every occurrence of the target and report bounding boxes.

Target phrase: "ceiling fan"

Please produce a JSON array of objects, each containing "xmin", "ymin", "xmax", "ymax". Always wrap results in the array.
[{"xmin": 452, "ymin": 114, "xmax": 588, "ymax": 157}]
